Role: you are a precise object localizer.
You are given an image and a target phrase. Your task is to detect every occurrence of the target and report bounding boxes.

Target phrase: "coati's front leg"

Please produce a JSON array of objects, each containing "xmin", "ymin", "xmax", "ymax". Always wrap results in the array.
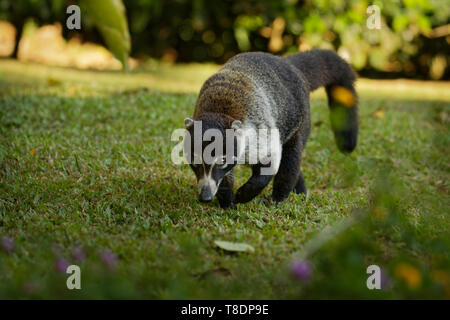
[
  {"xmin": 217, "ymin": 173, "xmax": 235, "ymax": 209},
  {"xmin": 234, "ymin": 164, "xmax": 274, "ymax": 204},
  {"xmin": 272, "ymin": 131, "xmax": 303, "ymax": 202}
]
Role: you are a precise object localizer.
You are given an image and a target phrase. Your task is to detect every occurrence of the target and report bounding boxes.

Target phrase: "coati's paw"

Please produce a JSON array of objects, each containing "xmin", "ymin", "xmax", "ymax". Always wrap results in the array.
[
  {"xmin": 235, "ymin": 187, "xmax": 256, "ymax": 204},
  {"xmin": 271, "ymin": 192, "xmax": 290, "ymax": 204},
  {"xmin": 294, "ymin": 182, "xmax": 306, "ymax": 194}
]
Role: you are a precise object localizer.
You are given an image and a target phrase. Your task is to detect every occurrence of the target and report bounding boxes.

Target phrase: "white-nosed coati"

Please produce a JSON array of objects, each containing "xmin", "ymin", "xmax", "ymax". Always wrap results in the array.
[{"xmin": 184, "ymin": 49, "xmax": 358, "ymax": 209}]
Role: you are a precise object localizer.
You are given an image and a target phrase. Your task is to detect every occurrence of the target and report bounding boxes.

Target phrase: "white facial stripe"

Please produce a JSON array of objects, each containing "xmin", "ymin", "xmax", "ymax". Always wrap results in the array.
[
  {"xmin": 200, "ymin": 157, "xmax": 219, "ymax": 175},
  {"xmin": 210, "ymin": 156, "xmax": 227, "ymax": 170},
  {"xmin": 209, "ymin": 157, "xmax": 218, "ymax": 174}
]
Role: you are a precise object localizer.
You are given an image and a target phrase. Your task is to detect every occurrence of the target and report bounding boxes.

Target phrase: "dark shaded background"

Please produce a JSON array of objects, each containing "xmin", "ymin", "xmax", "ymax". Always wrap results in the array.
[{"xmin": 0, "ymin": 0, "xmax": 449, "ymax": 79}]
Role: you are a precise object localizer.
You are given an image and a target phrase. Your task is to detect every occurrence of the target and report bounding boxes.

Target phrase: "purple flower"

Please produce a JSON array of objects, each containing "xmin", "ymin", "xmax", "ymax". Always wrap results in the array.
[
  {"xmin": 380, "ymin": 268, "xmax": 392, "ymax": 290},
  {"xmin": 71, "ymin": 246, "xmax": 86, "ymax": 262},
  {"xmin": 99, "ymin": 250, "xmax": 119, "ymax": 270},
  {"xmin": 1, "ymin": 235, "xmax": 14, "ymax": 254},
  {"xmin": 54, "ymin": 258, "xmax": 70, "ymax": 274},
  {"xmin": 291, "ymin": 260, "xmax": 312, "ymax": 282}
]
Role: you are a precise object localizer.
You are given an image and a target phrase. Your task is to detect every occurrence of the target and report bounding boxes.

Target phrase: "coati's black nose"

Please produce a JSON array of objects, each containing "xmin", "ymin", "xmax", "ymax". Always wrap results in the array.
[{"xmin": 199, "ymin": 186, "xmax": 213, "ymax": 202}]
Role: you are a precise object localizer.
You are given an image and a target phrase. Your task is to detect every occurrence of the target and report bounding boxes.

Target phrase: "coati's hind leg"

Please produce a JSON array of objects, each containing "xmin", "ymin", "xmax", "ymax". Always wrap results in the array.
[
  {"xmin": 234, "ymin": 164, "xmax": 274, "ymax": 204},
  {"xmin": 272, "ymin": 131, "xmax": 303, "ymax": 202},
  {"xmin": 217, "ymin": 173, "xmax": 235, "ymax": 209},
  {"xmin": 294, "ymin": 171, "xmax": 306, "ymax": 194}
]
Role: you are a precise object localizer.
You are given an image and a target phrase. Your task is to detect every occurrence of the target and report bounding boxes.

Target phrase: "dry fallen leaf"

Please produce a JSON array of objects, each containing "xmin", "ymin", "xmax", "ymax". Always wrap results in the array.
[{"xmin": 214, "ymin": 240, "xmax": 255, "ymax": 253}]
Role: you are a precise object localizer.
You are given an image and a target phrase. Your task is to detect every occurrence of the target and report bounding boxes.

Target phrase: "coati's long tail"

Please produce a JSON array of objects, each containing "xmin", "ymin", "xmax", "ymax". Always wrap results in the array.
[{"xmin": 287, "ymin": 49, "xmax": 358, "ymax": 152}]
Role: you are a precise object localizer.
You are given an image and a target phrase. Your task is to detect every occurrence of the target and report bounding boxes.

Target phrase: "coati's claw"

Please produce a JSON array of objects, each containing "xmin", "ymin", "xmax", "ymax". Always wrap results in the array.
[
  {"xmin": 220, "ymin": 202, "xmax": 237, "ymax": 210},
  {"xmin": 271, "ymin": 198, "xmax": 285, "ymax": 206},
  {"xmin": 262, "ymin": 197, "xmax": 285, "ymax": 207}
]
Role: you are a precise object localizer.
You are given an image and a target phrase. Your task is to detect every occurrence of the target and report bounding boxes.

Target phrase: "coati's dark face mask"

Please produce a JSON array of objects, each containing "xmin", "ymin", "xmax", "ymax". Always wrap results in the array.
[{"xmin": 184, "ymin": 118, "xmax": 241, "ymax": 203}]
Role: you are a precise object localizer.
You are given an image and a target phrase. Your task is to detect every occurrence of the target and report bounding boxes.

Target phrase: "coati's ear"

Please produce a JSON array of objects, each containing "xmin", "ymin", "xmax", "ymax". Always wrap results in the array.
[
  {"xmin": 184, "ymin": 118, "xmax": 194, "ymax": 128},
  {"xmin": 231, "ymin": 120, "xmax": 242, "ymax": 130}
]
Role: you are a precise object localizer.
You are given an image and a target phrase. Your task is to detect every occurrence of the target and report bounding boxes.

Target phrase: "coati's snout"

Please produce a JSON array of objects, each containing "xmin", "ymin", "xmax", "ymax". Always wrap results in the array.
[
  {"xmin": 199, "ymin": 186, "xmax": 213, "ymax": 202},
  {"xmin": 198, "ymin": 179, "xmax": 216, "ymax": 202}
]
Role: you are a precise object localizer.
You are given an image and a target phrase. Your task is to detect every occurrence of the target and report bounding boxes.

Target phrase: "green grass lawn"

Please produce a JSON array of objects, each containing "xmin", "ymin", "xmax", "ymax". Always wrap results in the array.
[{"xmin": 0, "ymin": 59, "xmax": 449, "ymax": 299}]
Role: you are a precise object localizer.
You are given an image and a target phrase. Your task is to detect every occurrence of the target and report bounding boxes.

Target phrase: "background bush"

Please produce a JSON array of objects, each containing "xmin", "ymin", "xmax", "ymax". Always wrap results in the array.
[{"xmin": 0, "ymin": 0, "xmax": 449, "ymax": 78}]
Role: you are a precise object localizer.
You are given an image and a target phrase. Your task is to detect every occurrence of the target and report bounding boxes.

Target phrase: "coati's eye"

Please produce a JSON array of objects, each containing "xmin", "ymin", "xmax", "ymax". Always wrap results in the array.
[
  {"xmin": 216, "ymin": 156, "xmax": 237, "ymax": 170},
  {"xmin": 216, "ymin": 156, "xmax": 228, "ymax": 170}
]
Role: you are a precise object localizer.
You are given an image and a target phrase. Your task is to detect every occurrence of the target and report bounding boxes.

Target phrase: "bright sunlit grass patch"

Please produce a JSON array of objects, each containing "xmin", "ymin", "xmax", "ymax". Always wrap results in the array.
[{"xmin": 2, "ymin": 59, "xmax": 449, "ymax": 100}]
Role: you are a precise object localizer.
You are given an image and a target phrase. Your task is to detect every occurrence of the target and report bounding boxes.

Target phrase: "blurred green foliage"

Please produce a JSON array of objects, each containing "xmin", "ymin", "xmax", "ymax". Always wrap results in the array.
[
  {"xmin": 80, "ymin": 0, "xmax": 131, "ymax": 70},
  {"xmin": 290, "ymin": 166, "xmax": 450, "ymax": 299},
  {"xmin": 0, "ymin": 0, "xmax": 449, "ymax": 77}
]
